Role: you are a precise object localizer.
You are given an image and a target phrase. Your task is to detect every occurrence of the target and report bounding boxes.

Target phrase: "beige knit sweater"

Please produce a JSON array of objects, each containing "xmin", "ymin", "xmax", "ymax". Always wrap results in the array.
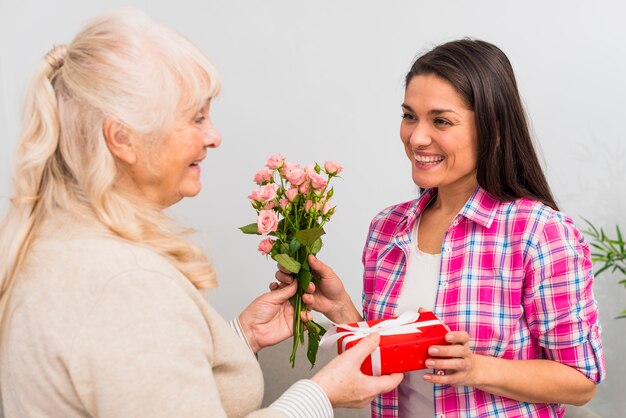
[{"xmin": 0, "ymin": 219, "xmax": 328, "ymax": 418}]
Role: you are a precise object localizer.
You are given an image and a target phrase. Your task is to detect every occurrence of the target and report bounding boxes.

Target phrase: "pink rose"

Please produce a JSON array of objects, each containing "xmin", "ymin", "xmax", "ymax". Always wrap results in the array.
[
  {"xmin": 281, "ymin": 161, "xmax": 300, "ymax": 175},
  {"xmin": 279, "ymin": 198, "xmax": 290, "ymax": 210},
  {"xmin": 324, "ymin": 161, "xmax": 342, "ymax": 175},
  {"xmin": 285, "ymin": 167, "xmax": 306, "ymax": 186},
  {"xmin": 305, "ymin": 200, "xmax": 314, "ymax": 213},
  {"xmin": 286, "ymin": 187, "xmax": 299, "ymax": 202},
  {"xmin": 259, "ymin": 183, "xmax": 278, "ymax": 202},
  {"xmin": 258, "ymin": 238, "xmax": 275, "ymax": 255},
  {"xmin": 265, "ymin": 153, "xmax": 285, "ymax": 169},
  {"xmin": 308, "ymin": 172, "xmax": 327, "ymax": 190},
  {"xmin": 257, "ymin": 210, "xmax": 279, "ymax": 234},
  {"xmin": 254, "ymin": 169, "xmax": 273, "ymax": 185},
  {"xmin": 299, "ymin": 181, "xmax": 310, "ymax": 194},
  {"xmin": 263, "ymin": 201, "xmax": 277, "ymax": 210},
  {"xmin": 304, "ymin": 165, "xmax": 316, "ymax": 175},
  {"xmin": 322, "ymin": 203, "xmax": 334, "ymax": 215},
  {"xmin": 248, "ymin": 189, "xmax": 261, "ymax": 202}
]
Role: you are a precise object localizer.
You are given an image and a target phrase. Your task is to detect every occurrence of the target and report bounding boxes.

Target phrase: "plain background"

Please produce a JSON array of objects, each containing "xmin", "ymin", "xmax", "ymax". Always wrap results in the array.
[{"xmin": 1, "ymin": 1, "xmax": 624, "ymax": 416}]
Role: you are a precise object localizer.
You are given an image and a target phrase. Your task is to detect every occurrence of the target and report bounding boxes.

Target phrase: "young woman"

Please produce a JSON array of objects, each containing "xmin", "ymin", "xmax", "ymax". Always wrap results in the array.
[{"xmin": 277, "ymin": 39, "xmax": 605, "ymax": 418}]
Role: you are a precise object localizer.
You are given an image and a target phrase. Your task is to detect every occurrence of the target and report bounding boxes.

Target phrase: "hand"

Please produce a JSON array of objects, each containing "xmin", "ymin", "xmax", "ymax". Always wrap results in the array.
[
  {"xmin": 311, "ymin": 333, "xmax": 404, "ymax": 408},
  {"xmin": 273, "ymin": 255, "xmax": 361, "ymax": 324},
  {"xmin": 238, "ymin": 281, "xmax": 297, "ymax": 353},
  {"xmin": 423, "ymin": 331, "xmax": 480, "ymax": 387}
]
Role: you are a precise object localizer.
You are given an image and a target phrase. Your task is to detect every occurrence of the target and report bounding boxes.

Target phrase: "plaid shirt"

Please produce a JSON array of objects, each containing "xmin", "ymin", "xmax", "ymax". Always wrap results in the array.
[{"xmin": 362, "ymin": 187, "xmax": 605, "ymax": 418}]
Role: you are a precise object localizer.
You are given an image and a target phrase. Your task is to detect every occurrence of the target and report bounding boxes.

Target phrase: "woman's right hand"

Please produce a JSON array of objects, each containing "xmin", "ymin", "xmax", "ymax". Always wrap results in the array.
[
  {"xmin": 311, "ymin": 333, "xmax": 403, "ymax": 408},
  {"xmin": 273, "ymin": 255, "xmax": 361, "ymax": 324}
]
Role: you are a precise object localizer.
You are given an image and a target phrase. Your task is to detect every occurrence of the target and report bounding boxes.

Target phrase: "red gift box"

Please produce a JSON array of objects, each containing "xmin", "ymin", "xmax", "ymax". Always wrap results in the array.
[{"xmin": 320, "ymin": 311, "xmax": 450, "ymax": 376}]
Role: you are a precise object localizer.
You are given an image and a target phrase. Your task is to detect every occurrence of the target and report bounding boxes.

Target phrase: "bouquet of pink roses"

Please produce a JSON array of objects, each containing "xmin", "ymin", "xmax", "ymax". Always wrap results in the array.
[{"xmin": 240, "ymin": 153, "xmax": 342, "ymax": 367}]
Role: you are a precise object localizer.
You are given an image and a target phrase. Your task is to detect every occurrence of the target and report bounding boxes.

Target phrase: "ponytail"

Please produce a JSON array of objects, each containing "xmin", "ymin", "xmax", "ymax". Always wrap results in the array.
[{"xmin": 0, "ymin": 45, "xmax": 67, "ymax": 323}]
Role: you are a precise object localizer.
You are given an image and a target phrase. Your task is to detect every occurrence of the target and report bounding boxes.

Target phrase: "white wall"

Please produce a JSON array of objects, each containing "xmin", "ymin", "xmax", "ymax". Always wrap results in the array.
[{"xmin": 1, "ymin": 1, "xmax": 624, "ymax": 415}]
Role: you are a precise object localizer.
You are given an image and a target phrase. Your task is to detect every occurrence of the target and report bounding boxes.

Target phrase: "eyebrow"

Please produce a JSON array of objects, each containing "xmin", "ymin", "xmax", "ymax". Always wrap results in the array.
[{"xmin": 401, "ymin": 103, "xmax": 460, "ymax": 116}]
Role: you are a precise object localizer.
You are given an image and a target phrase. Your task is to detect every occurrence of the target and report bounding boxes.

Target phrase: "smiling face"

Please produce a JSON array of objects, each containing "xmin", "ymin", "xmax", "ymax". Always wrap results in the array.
[
  {"xmin": 127, "ymin": 99, "xmax": 221, "ymax": 207},
  {"xmin": 400, "ymin": 74, "xmax": 479, "ymax": 195}
]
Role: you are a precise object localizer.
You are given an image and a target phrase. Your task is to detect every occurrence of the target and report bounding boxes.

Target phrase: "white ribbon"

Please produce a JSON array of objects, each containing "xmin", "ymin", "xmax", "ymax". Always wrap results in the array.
[{"xmin": 319, "ymin": 311, "xmax": 444, "ymax": 376}]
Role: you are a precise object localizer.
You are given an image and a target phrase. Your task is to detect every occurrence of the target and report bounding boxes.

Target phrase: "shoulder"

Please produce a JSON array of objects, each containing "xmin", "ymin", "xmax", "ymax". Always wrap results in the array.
[{"xmin": 369, "ymin": 199, "xmax": 417, "ymax": 231}]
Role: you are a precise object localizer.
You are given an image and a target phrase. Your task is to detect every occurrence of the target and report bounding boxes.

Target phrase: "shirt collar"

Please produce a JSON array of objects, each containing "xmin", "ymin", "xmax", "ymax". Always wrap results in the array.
[{"xmin": 402, "ymin": 186, "xmax": 499, "ymax": 231}]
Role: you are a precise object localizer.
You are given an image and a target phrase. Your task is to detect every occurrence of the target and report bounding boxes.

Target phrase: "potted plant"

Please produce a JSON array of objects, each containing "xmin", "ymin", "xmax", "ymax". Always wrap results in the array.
[{"xmin": 582, "ymin": 220, "xmax": 626, "ymax": 319}]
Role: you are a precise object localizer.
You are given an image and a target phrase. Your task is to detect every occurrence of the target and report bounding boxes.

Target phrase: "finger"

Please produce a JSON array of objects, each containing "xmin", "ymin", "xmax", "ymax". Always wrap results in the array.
[
  {"xmin": 445, "ymin": 331, "xmax": 470, "ymax": 345},
  {"xmin": 308, "ymin": 254, "xmax": 334, "ymax": 277},
  {"xmin": 345, "ymin": 333, "xmax": 381, "ymax": 363},
  {"xmin": 302, "ymin": 293, "xmax": 314, "ymax": 305},
  {"xmin": 428, "ymin": 344, "xmax": 469, "ymax": 358},
  {"xmin": 269, "ymin": 282, "xmax": 279, "ymax": 291},
  {"xmin": 368, "ymin": 372, "xmax": 404, "ymax": 394},
  {"xmin": 424, "ymin": 357, "xmax": 469, "ymax": 372},
  {"xmin": 274, "ymin": 271, "xmax": 294, "ymax": 284},
  {"xmin": 276, "ymin": 263, "xmax": 292, "ymax": 274},
  {"xmin": 418, "ymin": 307, "xmax": 428, "ymax": 313},
  {"xmin": 265, "ymin": 280, "xmax": 298, "ymax": 302}
]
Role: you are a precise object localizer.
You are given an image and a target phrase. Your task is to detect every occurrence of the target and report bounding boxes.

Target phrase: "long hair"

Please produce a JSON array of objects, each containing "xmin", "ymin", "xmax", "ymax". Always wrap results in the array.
[
  {"xmin": 406, "ymin": 39, "xmax": 558, "ymax": 210},
  {"xmin": 0, "ymin": 9, "xmax": 220, "ymax": 325}
]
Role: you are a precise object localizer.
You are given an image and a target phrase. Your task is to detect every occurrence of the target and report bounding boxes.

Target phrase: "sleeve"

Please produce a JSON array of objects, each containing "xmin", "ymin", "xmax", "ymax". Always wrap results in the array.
[
  {"xmin": 68, "ymin": 269, "xmax": 331, "ymax": 418},
  {"xmin": 523, "ymin": 215, "xmax": 606, "ymax": 383}
]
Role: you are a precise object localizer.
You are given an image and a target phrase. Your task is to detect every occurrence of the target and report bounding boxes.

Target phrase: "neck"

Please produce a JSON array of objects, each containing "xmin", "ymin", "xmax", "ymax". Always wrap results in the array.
[{"xmin": 429, "ymin": 176, "xmax": 478, "ymax": 216}]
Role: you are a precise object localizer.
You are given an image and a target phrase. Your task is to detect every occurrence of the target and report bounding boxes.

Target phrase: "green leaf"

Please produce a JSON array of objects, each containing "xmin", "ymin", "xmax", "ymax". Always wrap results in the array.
[
  {"xmin": 298, "ymin": 268, "xmax": 313, "ymax": 291},
  {"xmin": 288, "ymin": 237, "xmax": 301, "ymax": 257},
  {"xmin": 272, "ymin": 253, "xmax": 301, "ymax": 274},
  {"xmin": 311, "ymin": 238, "xmax": 323, "ymax": 255},
  {"xmin": 306, "ymin": 320, "xmax": 327, "ymax": 367},
  {"xmin": 239, "ymin": 223, "xmax": 260, "ymax": 235},
  {"xmin": 295, "ymin": 227, "xmax": 326, "ymax": 246},
  {"xmin": 616, "ymin": 309, "xmax": 626, "ymax": 320}
]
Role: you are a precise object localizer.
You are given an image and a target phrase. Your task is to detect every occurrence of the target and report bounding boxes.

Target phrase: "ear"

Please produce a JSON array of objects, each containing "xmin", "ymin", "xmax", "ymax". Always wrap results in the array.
[{"xmin": 103, "ymin": 117, "xmax": 137, "ymax": 165}]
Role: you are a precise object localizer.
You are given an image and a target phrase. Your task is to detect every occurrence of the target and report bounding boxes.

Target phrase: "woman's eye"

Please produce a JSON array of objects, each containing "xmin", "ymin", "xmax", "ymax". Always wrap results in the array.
[
  {"xmin": 401, "ymin": 113, "xmax": 415, "ymax": 121},
  {"xmin": 194, "ymin": 114, "xmax": 207, "ymax": 124},
  {"xmin": 434, "ymin": 117, "xmax": 451, "ymax": 126}
]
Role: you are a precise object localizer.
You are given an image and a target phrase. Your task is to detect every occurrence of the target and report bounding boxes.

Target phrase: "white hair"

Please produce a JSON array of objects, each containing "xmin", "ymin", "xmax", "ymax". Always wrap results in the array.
[{"xmin": 0, "ymin": 9, "xmax": 221, "ymax": 326}]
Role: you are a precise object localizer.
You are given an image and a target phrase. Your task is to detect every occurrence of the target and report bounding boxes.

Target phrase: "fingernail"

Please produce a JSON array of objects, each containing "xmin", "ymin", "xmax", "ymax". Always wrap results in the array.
[
  {"xmin": 425, "ymin": 360, "xmax": 435, "ymax": 367},
  {"xmin": 445, "ymin": 334, "xmax": 454, "ymax": 342},
  {"xmin": 423, "ymin": 374, "xmax": 432, "ymax": 381},
  {"xmin": 429, "ymin": 347, "xmax": 439, "ymax": 355}
]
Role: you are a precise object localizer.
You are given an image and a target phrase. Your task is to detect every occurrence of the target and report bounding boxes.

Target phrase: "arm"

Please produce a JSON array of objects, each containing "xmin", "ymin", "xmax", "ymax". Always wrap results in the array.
[
  {"xmin": 424, "ymin": 215, "xmax": 605, "ymax": 405},
  {"xmin": 423, "ymin": 332, "xmax": 596, "ymax": 405}
]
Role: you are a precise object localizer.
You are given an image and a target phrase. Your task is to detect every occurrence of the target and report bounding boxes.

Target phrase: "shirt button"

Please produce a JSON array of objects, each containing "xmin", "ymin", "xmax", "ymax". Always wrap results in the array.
[
  {"xmin": 452, "ymin": 219, "xmax": 459, "ymax": 227},
  {"xmin": 440, "ymin": 281, "xmax": 448, "ymax": 289},
  {"xmin": 444, "ymin": 245, "xmax": 452, "ymax": 253}
]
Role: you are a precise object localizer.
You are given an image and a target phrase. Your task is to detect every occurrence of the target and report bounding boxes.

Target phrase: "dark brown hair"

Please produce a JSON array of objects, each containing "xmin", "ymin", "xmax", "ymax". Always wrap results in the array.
[{"xmin": 406, "ymin": 39, "xmax": 558, "ymax": 210}]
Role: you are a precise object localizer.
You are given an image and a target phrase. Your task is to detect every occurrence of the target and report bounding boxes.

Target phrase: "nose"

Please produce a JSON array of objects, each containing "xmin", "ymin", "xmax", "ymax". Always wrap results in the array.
[
  {"xmin": 408, "ymin": 123, "xmax": 432, "ymax": 150},
  {"xmin": 204, "ymin": 121, "xmax": 221, "ymax": 148}
]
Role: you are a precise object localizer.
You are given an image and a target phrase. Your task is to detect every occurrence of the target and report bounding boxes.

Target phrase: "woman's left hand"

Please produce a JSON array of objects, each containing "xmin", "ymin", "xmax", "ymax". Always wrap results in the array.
[
  {"xmin": 423, "ymin": 331, "xmax": 481, "ymax": 387},
  {"xmin": 238, "ymin": 280, "xmax": 297, "ymax": 353}
]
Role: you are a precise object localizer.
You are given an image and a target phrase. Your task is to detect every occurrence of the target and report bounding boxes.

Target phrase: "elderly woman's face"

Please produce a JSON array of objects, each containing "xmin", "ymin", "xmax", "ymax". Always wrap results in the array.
[
  {"xmin": 400, "ymin": 74, "xmax": 478, "ymax": 193},
  {"xmin": 129, "ymin": 100, "xmax": 221, "ymax": 207}
]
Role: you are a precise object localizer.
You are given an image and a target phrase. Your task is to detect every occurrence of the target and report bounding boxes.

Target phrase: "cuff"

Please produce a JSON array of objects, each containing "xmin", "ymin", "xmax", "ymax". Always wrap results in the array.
[
  {"xmin": 229, "ymin": 317, "xmax": 255, "ymax": 354},
  {"xmin": 271, "ymin": 379, "xmax": 333, "ymax": 418}
]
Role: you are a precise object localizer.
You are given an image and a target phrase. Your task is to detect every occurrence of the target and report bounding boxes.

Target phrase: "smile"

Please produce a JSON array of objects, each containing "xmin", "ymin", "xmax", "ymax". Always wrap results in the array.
[{"xmin": 414, "ymin": 155, "xmax": 444, "ymax": 164}]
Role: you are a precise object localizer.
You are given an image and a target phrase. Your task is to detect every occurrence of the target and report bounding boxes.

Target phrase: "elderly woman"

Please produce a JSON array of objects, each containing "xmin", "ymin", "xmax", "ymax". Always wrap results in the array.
[
  {"xmin": 278, "ymin": 39, "xmax": 606, "ymax": 418},
  {"xmin": 0, "ymin": 10, "xmax": 402, "ymax": 418}
]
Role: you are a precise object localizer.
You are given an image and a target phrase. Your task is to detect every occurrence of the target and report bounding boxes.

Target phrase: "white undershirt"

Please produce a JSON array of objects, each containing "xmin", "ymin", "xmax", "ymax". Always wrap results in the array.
[{"xmin": 395, "ymin": 217, "xmax": 441, "ymax": 418}]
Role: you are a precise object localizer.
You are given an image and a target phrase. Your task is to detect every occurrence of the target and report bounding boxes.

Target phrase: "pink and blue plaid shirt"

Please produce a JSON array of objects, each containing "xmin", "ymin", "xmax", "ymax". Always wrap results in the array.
[{"xmin": 362, "ymin": 187, "xmax": 605, "ymax": 418}]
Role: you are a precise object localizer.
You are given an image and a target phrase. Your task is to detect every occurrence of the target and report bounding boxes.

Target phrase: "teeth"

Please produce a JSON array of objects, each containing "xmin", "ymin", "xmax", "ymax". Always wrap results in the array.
[{"xmin": 415, "ymin": 155, "xmax": 444, "ymax": 163}]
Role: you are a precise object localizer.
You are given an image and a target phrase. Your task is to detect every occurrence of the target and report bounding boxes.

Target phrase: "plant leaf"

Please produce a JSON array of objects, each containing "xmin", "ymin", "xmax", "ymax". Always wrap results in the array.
[
  {"xmin": 273, "ymin": 253, "xmax": 301, "ymax": 273},
  {"xmin": 616, "ymin": 309, "xmax": 626, "ymax": 320},
  {"xmin": 288, "ymin": 237, "xmax": 301, "ymax": 257},
  {"xmin": 311, "ymin": 238, "xmax": 323, "ymax": 255},
  {"xmin": 306, "ymin": 320, "xmax": 327, "ymax": 367},
  {"xmin": 239, "ymin": 223, "xmax": 260, "ymax": 235},
  {"xmin": 295, "ymin": 227, "xmax": 326, "ymax": 246}
]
